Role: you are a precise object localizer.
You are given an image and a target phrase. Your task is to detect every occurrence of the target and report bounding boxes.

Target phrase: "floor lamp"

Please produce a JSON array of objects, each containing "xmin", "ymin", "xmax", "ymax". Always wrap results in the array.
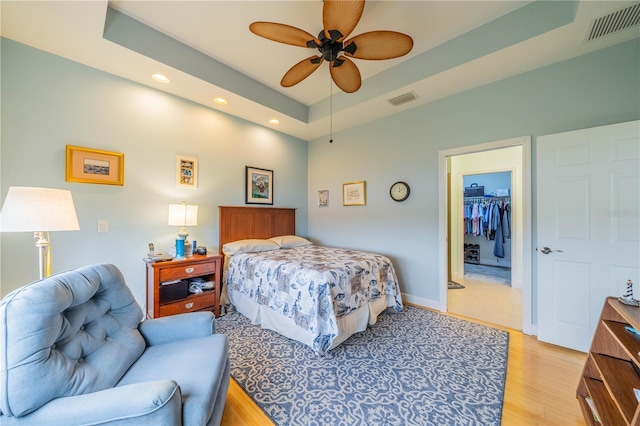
[{"xmin": 0, "ymin": 187, "xmax": 80, "ymax": 279}]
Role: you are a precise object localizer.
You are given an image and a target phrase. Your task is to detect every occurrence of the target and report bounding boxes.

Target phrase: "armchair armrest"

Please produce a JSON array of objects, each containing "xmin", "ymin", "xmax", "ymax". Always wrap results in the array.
[
  {"xmin": 1, "ymin": 381, "xmax": 181, "ymax": 425},
  {"xmin": 139, "ymin": 311, "xmax": 216, "ymax": 346}
]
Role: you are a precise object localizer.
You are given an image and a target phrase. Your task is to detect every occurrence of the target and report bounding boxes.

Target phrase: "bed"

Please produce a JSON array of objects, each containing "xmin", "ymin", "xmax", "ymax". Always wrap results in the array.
[{"xmin": 219, "ymin": 206, "xmax": 403, "ymax": 355}]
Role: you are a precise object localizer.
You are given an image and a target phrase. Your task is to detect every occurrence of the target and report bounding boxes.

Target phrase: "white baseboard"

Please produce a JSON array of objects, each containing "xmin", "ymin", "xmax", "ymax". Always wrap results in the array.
[{"xmin": 401, "ymin": 293, "xmax": 443, "ymax": 312}]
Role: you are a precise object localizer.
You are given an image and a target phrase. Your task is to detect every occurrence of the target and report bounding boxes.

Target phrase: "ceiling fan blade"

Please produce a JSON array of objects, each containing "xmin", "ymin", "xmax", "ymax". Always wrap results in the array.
[
  {"xmin": 281, "ymin": 56, "xmax": 324, "ymax": 87},
  {"xmin": 250, "ymin": 22, "xmax": 319, "ymax": 48},
  {"xmin": 323, "ymin": 0, "xmax": 365, "ymax": 41},
  {"xmin": 330, "ymin": 56, "xmax": 361, "ymax": 93},
  {"xmin": 343, "ymin": 31, "xmax": 414, "ymax": 60}
]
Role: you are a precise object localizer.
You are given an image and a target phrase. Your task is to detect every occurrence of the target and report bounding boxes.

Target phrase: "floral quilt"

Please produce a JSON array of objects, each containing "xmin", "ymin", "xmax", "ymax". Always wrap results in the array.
[{"xmin": 226, "ymin": 245, "xmax": 403, "ymax": 354}]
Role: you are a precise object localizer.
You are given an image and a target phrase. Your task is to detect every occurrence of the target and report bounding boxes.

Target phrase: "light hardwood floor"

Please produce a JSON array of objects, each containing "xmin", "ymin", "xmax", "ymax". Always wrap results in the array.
[
  {"xmin": 449, "ymin": 271, "xmax": 522, "ymax": 331},
  {"xmin": 220, "ymin": 309, "xmax": 587, "ymax": 426}
]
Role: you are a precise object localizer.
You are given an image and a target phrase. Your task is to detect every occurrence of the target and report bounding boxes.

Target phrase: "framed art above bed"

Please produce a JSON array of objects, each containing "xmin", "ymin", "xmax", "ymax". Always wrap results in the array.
[{"xmin": 245, "ymin": 166, "xmax": 273, "ymax": 205}]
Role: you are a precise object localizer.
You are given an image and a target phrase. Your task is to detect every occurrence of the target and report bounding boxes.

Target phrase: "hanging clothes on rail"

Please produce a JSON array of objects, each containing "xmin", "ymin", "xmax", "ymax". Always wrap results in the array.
[
  {"xmin": 502, "ymin": 202, "xmax": 511, "ymax": 239},
  {"xmin": 463, "ymin": 197, "xmax": 510, "ymax": 241},
  {"xmin": 492, "ymin": 199, "xmax": 512, "ymax": 258},
  {"xmin": 493, "ymin": 201, "xmax": 505, "ymax": 258},
  {"xmin": 464, "ymin": 198, "xmax": 487, "ymax": 237}
]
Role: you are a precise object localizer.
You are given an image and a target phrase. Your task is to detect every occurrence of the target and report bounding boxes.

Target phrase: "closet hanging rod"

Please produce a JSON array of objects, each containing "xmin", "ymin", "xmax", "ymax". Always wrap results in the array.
[
  {"xmin": 463, "ymin": 196, "xmax": 511, "ymax": 203},
  {"xmin": 463, "ymin": 196, "xmax": 510, "ymax": 200}
]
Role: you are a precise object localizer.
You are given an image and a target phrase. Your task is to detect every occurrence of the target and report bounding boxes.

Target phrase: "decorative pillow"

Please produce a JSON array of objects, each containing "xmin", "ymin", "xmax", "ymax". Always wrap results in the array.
[
  {"xmin": 268, "ymin": 235, "xmax": 313, "ymax": 249},
  {"xmin": 222, "ymin": 239, "xmax": 280, "ymax": 256}
]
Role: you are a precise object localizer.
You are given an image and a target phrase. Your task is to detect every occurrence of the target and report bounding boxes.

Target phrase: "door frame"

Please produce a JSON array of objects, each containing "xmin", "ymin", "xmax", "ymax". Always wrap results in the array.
[{"xmin": 438, "ymin": 135, "xmax": 533, "ymax": 335}]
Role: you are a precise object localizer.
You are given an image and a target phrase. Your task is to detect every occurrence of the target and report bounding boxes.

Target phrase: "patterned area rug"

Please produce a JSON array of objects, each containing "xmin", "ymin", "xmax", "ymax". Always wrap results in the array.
[{"xmin": 216, "ymin": 305, "xmax": 509, "ymax": 426}]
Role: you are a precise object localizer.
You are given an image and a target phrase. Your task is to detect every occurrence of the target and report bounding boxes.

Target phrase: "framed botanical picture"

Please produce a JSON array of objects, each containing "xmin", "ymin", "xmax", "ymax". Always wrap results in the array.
[
  {"xmin": 343, "ymin": 181, "xmax": 366, "ymax": 206},
  {"xmin": 177, "ymin": 155, "xmax": 198, "ymax": 188},
  {"xmin": 246, "ymin": 166, "xmax": 273, "ymax": 205},
  {"xmin": 65, "ymin": 145, "xmax": 124, "ymax": 185},
  {"xmin": 318, "ymin": 189, "xmax": 329, "ymax": 206}
]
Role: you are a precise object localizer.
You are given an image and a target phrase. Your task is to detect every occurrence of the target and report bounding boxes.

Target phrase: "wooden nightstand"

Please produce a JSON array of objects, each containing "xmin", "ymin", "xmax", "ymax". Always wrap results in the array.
[{"xmin": 145, "ymin": 254, "xmax": 222, "ymax": 319}]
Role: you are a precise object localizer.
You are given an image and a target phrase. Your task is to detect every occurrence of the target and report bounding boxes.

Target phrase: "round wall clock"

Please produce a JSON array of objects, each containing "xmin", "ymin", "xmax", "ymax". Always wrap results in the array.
[{"xmin": 390, "ymin": 181, "xmax": 410, "ymax": 202}]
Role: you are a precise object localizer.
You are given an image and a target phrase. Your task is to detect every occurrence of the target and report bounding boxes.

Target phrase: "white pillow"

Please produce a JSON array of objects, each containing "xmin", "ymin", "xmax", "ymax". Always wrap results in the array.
[
  {"xmin": 222, "ymin": 239, "xmax": 280, "ymax": 256},
  {"xmin": 268, "ymin": 235, "xmax": 313, "ymax": 249}
]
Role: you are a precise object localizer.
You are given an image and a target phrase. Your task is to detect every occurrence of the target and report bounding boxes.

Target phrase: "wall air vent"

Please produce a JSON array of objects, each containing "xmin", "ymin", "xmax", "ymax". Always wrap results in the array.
[
  {"xmin": 587, "ymin": 3, "xmax": 640, "ymax": 41},
  {"xmin": 388, "ymin": 91, "xmax": 417, "ymax": 106}
]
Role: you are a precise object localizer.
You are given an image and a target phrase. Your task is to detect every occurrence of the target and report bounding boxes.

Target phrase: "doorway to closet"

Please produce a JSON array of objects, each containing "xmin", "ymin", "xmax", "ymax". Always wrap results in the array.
[
  {"xmin": 462, "ymin": 172, "xmax": 512, "ymax": 278},
  {"xmin": 439, "ymin": 138, "xmax": 531, "ymax": 333}
]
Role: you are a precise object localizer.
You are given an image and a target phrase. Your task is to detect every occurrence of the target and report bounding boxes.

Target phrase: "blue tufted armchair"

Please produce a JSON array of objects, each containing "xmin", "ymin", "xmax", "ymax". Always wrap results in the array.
[{"xmin": 0, "ymin": 264, "xmax": 230, "ymax": 425}]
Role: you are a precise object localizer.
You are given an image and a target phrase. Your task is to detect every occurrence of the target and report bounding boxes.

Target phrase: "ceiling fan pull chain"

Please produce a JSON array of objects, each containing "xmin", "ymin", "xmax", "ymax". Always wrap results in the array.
[{"xmin": 329, "ymin": 53, "xmax": 333, "ymax": 143}]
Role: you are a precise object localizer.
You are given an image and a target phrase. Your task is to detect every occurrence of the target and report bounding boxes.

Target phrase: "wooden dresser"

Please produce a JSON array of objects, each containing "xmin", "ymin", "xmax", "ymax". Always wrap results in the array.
[
  {"xmin": 145, "ymin": 254, "xmax": 222, "ymax": 319},
  {"xmin": 577, "ymin": 297, "xmax": 640, "ymax": 425}
]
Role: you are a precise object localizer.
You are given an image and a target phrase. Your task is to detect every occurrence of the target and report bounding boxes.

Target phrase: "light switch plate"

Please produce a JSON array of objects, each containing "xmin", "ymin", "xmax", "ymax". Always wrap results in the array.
[{"xmin": 97, "ymin": 220, "xmax": 109, "ymax": 232}]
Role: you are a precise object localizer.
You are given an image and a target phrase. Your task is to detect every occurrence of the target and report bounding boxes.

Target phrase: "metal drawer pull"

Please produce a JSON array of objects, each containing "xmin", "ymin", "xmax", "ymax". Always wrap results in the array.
[
  {"xmin": 185, "ymin": 302, "xmax": 194, "ymax": 309},
  {"xmin": 185, "ymin": 267, "xmax": 194, "ymax": 273}
]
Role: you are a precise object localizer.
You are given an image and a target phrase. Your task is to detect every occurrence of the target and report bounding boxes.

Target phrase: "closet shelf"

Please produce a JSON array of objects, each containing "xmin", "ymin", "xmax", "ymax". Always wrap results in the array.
[{"xmin": 464, "ymin": 243, "xmax": 480, "ymax": 265}]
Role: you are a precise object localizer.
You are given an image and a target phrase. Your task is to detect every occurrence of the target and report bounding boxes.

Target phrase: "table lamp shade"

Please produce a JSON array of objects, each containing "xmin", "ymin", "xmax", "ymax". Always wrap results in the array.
[
  {"xmin": 0, "ymin": 187, "xmax": 80, "ymax": 232},
  {"xmin": 168, "ymin": 203, "xmax": 198, "ymax": 227}
]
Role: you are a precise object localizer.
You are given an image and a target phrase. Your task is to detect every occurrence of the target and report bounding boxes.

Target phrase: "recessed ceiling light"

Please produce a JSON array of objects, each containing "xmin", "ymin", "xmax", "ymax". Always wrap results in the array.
[
  {"xmin": 152, "ymin": 73, "xmax": 170, "ymax": 83},
  {"xmin": 269, "ymin": 119, "xmax": 280, "ymax": 125},
  {"xmin": 214, "ymin": 97, "xmax": 228, "ymax": 105}
]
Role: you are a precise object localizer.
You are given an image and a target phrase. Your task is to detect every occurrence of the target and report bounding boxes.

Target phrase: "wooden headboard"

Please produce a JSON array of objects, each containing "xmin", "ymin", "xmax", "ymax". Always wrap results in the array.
[{"xmin": 218, "ymin": 206, "xmax": 296, "ymax": 253}]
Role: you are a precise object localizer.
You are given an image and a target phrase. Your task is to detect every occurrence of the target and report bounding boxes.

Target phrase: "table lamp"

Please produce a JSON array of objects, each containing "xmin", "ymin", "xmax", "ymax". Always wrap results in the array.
[
  {"xmin": 168, "ymin": 202, "xmax": 198, "ymax": 257},
  {"xmin": 0, "ymin": 187, "xmax": 80, "ymax": 279}
]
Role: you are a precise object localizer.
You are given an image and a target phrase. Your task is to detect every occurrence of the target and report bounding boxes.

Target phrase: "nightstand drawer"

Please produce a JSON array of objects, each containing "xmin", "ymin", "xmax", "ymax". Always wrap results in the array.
[
  {"xmin": 159, "ymin": 261, "xmax": 216, "ymax": 282},
  {"xmin": 158, "ymin": 293, "xmax": 214, "ymax": 316}
]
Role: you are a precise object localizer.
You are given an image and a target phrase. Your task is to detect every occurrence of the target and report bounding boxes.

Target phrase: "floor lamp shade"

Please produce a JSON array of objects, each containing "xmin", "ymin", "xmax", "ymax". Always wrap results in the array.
[
  {"xmin": 0, "ymin": 187, "xmax": 80, "ymax": 279},
  {"xmin": 0, "ymin": 187, "xmax": 80, "ymax": 232}
]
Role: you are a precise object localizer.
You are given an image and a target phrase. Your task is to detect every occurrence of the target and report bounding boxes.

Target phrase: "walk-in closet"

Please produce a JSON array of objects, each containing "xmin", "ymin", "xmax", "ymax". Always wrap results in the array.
[{"xmin": 462, "ymin": 172, "xmax": 512, "ymax": 282}]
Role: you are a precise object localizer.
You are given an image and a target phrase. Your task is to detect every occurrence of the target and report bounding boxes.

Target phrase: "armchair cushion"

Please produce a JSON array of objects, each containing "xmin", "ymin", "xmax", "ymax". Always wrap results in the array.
[
  {"xmin": 0, "ymin": 380, "xmax": 182, "ymax": 426},
  {"xmin": 0, "ymin": 264, "xmax": 144, "ymax": 417},
  {"xmin": 117, "ymin": 333, "xmax": 229, "ymax": 425},
  {"xmin": 138, "ymin": 311, "xmax": 216, "ymax": 346}
]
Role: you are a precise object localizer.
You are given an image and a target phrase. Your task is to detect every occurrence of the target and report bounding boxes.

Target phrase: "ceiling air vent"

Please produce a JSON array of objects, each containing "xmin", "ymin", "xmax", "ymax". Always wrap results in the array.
[
  {"xmin": 388, "ymin": 91, "xmax": 417, "ymax": 107},
  {"xmin": 587, "ymin": 3, "xmax": 640, "ymax": 41}
]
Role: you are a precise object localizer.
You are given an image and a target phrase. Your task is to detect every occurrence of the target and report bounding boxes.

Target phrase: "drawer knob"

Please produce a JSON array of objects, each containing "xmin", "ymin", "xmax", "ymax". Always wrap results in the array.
[
  {"xmin": 185, "ymin": 267, "xmax": 194, "ymax": 273},
  {"xmin": 185, "ymin": 302, "xmax": 194, "ymax": 309}
]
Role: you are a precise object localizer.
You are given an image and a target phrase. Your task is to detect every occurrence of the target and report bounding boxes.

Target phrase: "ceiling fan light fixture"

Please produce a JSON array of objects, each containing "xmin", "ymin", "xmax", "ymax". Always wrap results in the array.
[
  {"xmin": 151, "ymin": 73, "xmax": 170, "ymax": 83},
  {"xmin": 343, "ymin": 41, "xmax": 357, "ymax": 56},
  {"xmin": 249, "ymin": 0, "xmax": 412, "ymax": 94}
]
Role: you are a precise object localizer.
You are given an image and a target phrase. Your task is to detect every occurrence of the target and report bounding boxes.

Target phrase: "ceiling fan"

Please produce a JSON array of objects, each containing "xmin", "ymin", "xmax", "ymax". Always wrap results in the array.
[{"xmin": 249, "ymin": 0, "xmax": 413, "ymax": 93}]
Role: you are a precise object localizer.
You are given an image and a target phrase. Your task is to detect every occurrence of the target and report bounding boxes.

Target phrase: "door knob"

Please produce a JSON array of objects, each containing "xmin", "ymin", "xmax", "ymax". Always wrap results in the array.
[{"xmin": 539, "ymin": 247, "xmax": 563, "ymax": 254}]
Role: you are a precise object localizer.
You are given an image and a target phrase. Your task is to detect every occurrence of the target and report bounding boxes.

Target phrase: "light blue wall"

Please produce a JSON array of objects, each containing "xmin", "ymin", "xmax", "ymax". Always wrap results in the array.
[
  {"xmin": 2, "ymin": 36, "xmax": 640, "ymax": 317},
  {"xmin": 0, "ymin": 38, "xmax": 308, "ymax": 306},
  {"xmin": 308, "ymin": 39, "xmax": 640, "ymax": 309}
]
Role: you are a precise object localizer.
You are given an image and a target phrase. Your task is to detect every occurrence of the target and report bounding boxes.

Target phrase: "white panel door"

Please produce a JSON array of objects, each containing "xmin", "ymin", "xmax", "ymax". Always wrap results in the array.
[{"xmin": 537, "ymin": 120, "xmax": 640, "ymax": 352}]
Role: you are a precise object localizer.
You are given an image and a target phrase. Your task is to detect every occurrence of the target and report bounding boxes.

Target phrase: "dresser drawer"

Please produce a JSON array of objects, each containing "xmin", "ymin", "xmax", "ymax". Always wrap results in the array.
[
  {"xmin": 158, "ymin": 292, "xmax": 214, "ymax": 316},
  {"xmin": 159, "ymin": 261, "xmax": 216, "ymax": 282}
]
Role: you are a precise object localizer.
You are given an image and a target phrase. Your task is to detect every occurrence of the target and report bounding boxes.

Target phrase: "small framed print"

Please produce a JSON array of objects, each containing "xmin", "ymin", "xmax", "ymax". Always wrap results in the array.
[
  {"xmin": 177, "ymin": 156, "xmax": 197, "ymax": 188},
  {"xmin": 246, "ymin": 166, "xmax": 273, "ymax": 205},
  {"xmin": 318, "ymin": 190, "xmax": 329, "ymax": 206},
  {"xmin": 65, "ymin": 145, "xmax": 124, "ymax": 185},
  {"xmin": 343, "ymin": 181, "xmax": 366, "ymax": 206}
]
